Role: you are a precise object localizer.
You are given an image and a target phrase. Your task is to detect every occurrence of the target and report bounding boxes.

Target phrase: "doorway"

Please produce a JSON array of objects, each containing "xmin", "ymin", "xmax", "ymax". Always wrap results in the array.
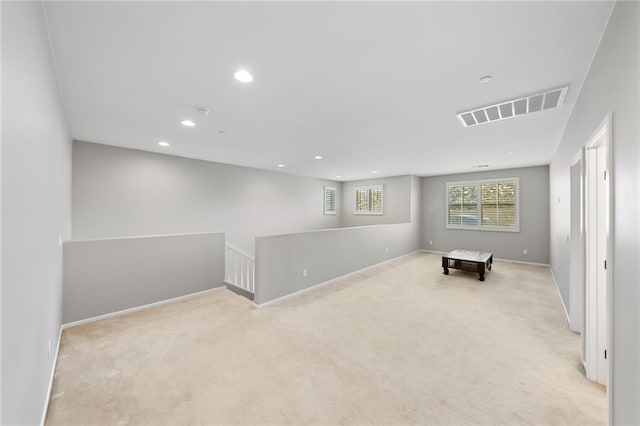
[
  {"xmin": 581, "ymin": 115, "xmax": 612, "ymax": 388},
  {"xmin": 569, "ymin": 153, "xmax": 584, "ymax": 337}
]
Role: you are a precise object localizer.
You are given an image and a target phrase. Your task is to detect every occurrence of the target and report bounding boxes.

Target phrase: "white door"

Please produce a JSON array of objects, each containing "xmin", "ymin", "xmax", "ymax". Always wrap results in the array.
[{"xmin": 583, "ymin": 118, "xmax": 610, "ymax": 386}]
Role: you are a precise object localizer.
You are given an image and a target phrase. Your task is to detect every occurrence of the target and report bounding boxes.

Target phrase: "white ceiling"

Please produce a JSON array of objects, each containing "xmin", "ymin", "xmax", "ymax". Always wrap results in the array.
[{"xmin": 43, "ymin": 1, "xmax": 614, "ymax": 181}]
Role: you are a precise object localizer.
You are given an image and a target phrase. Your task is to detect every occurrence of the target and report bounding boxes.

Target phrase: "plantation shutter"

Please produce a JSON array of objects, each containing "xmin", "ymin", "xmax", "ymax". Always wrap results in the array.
[
  {"xmin": 324, "ymin": 186, "xmax": 336, "ymax": 215},
  {"xmin": 370, "ymin": 186, "xmax": 383, "ymax": 213},
  {"xmin": 356, "ymin": 188, "xmax": 370, "ymax": 213},
  {"xmin": 481, "ymin": 181, "xmax": 517, "ymax": 227},
  {"xmin": 448, "ymin": 184, "xmax": 478, "ymax": 225}
]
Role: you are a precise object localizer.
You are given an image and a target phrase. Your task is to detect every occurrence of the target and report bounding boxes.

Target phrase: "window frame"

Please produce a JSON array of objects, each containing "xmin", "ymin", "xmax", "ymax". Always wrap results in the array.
[
  {"xmin": 446, "ymin": 177, "xmax": 520, "ymax": 232},
  {"xmin": 354, "ymin": 184, "xmax": 384, "ymax": 215},
  {"xmin": 324, "ymin": 186, "xmax": 337, "ymax": 215}
]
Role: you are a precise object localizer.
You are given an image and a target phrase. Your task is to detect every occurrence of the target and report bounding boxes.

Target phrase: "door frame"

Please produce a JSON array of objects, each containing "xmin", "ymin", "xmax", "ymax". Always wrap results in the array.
[
  {"xmin": 581, "ymin": 113, "xmax": 613, "ymax": 418},
  {"xmin": 569, "ymin": 151, "xmax": 584, "ymax": 336}
]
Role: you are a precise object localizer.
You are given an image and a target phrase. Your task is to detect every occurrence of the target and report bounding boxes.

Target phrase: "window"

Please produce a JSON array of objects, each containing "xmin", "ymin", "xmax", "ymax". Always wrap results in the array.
[
  {"xmin": 324, "ymin": 186, "xmax": 336, "ymax": 215},
  {"xmin": 355, "ymin": 185, "xmax": 383, "ymax": 215},
  {"xmin": 447, "ymin": 178, "xmax": 519, "ymax": 231}
]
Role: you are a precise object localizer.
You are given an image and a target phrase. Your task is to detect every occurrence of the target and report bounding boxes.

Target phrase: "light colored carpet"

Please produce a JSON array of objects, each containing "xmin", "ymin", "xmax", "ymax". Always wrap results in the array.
[{"xmin": 46, "ymin": 252, "xmax": 606, "ymax": 425}]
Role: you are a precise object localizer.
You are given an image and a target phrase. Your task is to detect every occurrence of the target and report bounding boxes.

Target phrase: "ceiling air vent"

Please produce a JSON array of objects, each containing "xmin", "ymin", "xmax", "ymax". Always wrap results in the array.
[{"xmin": 457, "ymin": 86, "xmax": 568, "ymax": 128}]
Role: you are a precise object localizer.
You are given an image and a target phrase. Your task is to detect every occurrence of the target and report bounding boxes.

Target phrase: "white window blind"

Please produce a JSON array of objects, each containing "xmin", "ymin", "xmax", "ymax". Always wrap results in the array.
[
  {"xmin": 447, "ymin": 178, "xmax": 519, "ymax": 232},
  {"xmin": 355, "ymin": 185, "xmax": 383, "ymax": 215},
  {"xmin": 324, "ymin": 186, "xmax": 336, "ymax": 215}
]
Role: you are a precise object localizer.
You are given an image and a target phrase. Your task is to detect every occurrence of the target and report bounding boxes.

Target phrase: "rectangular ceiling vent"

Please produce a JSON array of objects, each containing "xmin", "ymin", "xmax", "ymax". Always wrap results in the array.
[{"xmin": 457, "ymin": 86, "xmax": 569, "ymax": 128}]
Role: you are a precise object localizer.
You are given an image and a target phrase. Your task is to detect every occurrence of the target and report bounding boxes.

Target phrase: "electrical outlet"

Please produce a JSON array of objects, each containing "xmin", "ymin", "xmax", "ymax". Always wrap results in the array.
[
  {"xmin": 523, "ymin": 249, "xmax": 528, "ymax": 255},
  {"xmin": 429, "ymin": 240, "xmax": 433, "ymax": 245},
  {"xmin": 48, "ymin": 340, "xmax": 52, "ymax": 359},
  {"xmin": 302, "ymin": 269, "xmax": 307, "ymax": 277},
  {"xmin": 385, "ymin": 247, "xmax": 389, "ymax": 253}
]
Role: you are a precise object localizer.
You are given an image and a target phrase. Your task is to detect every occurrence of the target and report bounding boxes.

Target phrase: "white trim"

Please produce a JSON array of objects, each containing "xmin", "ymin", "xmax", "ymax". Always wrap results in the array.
[
  {"xmin": 550, "ymin": 267, "xmax": 571, "ymax": 328},
  {"xmin": 40, "ymin": 325, "xmax": 63, "ymax": 426},
  {"xmin": 494, "ymin": 257, "xmax": 550, "ymax": 267},
  {"xmin": 225, "ymin": 241, "xmax": 254, "ymax": 260},
  {"xmin": 421, "ymin": 249, "xmax": 550, "ymax": 267},
  {"xmin": 581, "ymin": 114, "xmax": 613, "ymax": 403},
  {"xmin": 421, "ymin": 249, "xmax": 448, "ymax": 255},
  {"xmin": 255, "ymin": 250, "xmax": 421, "ymax": 308},
  {"xmin": 62, "ymin": 286, "xmax": 226, "ymax": 329},
  {"xmin": 65, "ymin": 231, "xmax": 225, "ymax": 244}
]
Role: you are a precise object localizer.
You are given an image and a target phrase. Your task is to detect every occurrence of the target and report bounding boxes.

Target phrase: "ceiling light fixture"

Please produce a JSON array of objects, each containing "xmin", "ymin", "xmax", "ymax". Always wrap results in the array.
[
  {"xmin": 336, "ymin": 175, "xmax": 342, "ymax": 178},
  {"xmin": 314, "ymin": 155, "xmax": 323, "ymax": 160},
  {"xmin": 371, "ymin": 170, "xmax": 378, "ymax": 174},
  {"xmin": 158, "ymin": 141, "xmax": 170, "ymax": 147},
  {"xmin": 479, "ymin": 75, "xmax": 492, "ymax": 84},
  {"xmin": 473, "ymin": 164, "xmax": 490, "ymax": 168},
  {"xmin": 234, "ymin": 69, "xmax": 253, "ymax": 83},
  {"xmin": 181, "ymin": 119, "xmax": 195, "ymax": 127},
  {"xmin": 277, "ymin": 164, "xmax": 285, "ymax": 168}
]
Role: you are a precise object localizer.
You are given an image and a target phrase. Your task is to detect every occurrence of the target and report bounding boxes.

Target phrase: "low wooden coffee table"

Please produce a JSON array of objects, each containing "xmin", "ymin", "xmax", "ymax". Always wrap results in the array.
[{"xmin": 442, "ymin": 249, "xmax": 493, "ymax": 281}]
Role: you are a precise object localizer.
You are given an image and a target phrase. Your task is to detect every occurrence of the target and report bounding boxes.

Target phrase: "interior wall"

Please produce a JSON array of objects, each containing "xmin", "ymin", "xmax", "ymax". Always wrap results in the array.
[
  {"xmin": 1, "ymin": 2, "xmax": 73, "ymax": 424},
  {"xmin": 549, "ymin": 2, "xmax": 639, "ymax": 423},
  {"xmin": 421, "ymin": 166, "xmax": 550, "ymax": 265},
  {"xmin": 340, "ymin": 175, "xmax": 412, "ymax": 227},
  {"xmin": 72, "ymin": 141, "xmax": 341, "ymax": 253},
  {"xmin": 63, "ymin": 232, "xmax": 225, "ymax": 323}
]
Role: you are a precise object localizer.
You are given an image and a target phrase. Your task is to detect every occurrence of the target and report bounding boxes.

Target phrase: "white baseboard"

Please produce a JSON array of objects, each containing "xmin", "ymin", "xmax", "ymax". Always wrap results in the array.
[
  {"xmin": 421, "ymin": 249, "xmax": 551, "ymax": 267},
  {"xmin": 421, "ymin": 249, "xmax": 447, "ymax": 255},
  {"xmin": 255, "ymin": 250, "xmax": 422, "ymax": 308},
  {"xmin": 550, "ymin": 267, "xmax": 571, "ymax": 327},
  {"xmin": 40, "ymin": 325, "xmax": 63, "ymax": 426},
  {"xmin": 62, "ymin": 286, "xmax": 226, "ymax": 330}
]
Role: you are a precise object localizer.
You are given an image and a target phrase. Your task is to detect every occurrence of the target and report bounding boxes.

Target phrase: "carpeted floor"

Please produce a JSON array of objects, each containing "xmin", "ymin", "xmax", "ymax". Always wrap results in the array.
[{"xmin": 45, "ymin": 252, "xmax": 606, "ymax": 425}]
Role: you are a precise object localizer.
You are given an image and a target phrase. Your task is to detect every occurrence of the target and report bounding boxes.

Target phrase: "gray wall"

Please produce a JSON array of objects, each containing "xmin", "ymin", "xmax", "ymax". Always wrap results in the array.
[
  {"xmin": 72, "ymin": 141, "xmax": 341, "ymax": 253},
  {"xmin": 63, "ymin": 232, "xmax": 225, "ymax": 323},
  {"xmin": 1, "ymin": 2, "xmax": 73, "ymax": 424},
  {"xmin": 549, "ymin": 2, "xmax": 639, "ymax": 423},
  {"xmin": 421, "ymin": 166, "xmax": 550, "ymax": 264},
  {"xmin": 255, "ymin": 176, "xmax": 421, "ymax": 304},
  {"xmin": 340, "ymin": 175, "xmax": 412, "ymax": 227},
  {"xmin": 255, "ymin": 223, "xmax": 421, "ymax": 305}
]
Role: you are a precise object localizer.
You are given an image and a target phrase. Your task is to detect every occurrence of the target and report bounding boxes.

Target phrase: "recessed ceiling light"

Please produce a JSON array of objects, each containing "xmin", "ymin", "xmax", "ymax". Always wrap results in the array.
[
  {"xmin": 181, "ymin": 120, "xmax": 195, "ymax": 127},
  {"xmin": 336, "ymin": 175, "xmax": 342, "ymax": 178},
  {"xmin": 371, "ymin": 170, "xmax": 378, "ymax": 174},
  {"xmin": 314, "ymin": 155, "xmax": 323, "ymax": 160},
  {"xmin": 479, "ymin": 75, "xmax": 492, "ymax": 84},
  {"xmin": 277, "ymin": 164, "xmax": 285, "ymax": 168},
  {"xmin": 234, "ymin": 69, "xmax": 253, "ymax": 83},
  {"xmin": 158, "ymin": 141, "xmax": 170, "ymax": 147}
]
